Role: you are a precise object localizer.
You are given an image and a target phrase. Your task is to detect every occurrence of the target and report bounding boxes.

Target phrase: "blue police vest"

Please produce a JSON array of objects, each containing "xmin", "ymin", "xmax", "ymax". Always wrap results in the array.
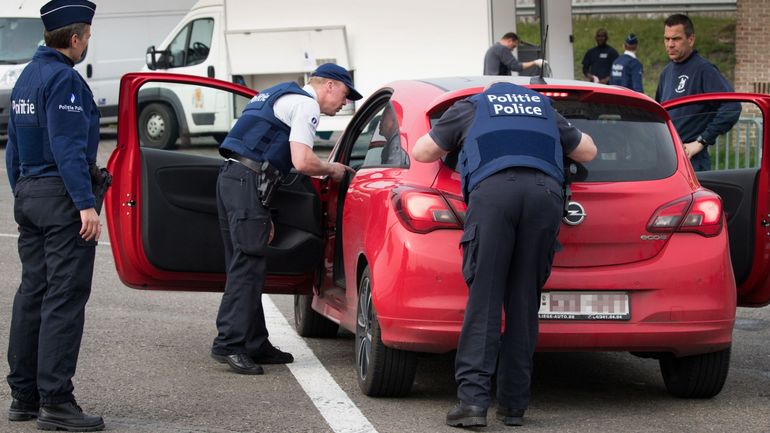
[
  {"xmin": 460, "ymin": 83, "xmax": 562, "ymax": 199},
  {"xmin": 219, "ymin": 82, "xmax": 312, "ymax": 175},
  {"xmin": 7, "ymin": 46, "xmax": 100, "ymax": 210}
]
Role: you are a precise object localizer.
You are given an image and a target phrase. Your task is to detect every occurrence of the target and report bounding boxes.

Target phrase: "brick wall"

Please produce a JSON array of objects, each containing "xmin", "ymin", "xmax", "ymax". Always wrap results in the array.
[{"xmin": 735, "ymin": 0, "xmax": 770, "ymax": 93}]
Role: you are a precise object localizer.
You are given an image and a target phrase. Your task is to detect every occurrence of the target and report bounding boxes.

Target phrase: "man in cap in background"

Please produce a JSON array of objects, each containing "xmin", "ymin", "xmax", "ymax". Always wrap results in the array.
[
  {"xmin": 5, "ymin": 0, "xmax": 105, "ymax": 431},
  {"xmin": 609, "ymin": 33, "xmax": 644, "ymax": 93},
  {"xmin": 210, "ymin": 63, "xmax": 359, "ymax": 375}
]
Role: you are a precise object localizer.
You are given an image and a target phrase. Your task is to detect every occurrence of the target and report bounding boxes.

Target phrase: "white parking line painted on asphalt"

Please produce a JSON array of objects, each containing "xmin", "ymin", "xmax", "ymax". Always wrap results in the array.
[
  {"xmin": 263, "ymin": 296, "xmax": 378, "ymax": 433},
  {"xmin": 0, "ymin": 233, "xmax": 111, "ymax": 247}
]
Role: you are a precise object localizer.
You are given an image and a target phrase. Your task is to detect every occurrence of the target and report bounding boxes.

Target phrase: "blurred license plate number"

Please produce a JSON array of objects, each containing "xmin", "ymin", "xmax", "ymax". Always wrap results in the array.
[{"xmin": 539, "ymin": 292, "xmax": 629, "ymax": 320}]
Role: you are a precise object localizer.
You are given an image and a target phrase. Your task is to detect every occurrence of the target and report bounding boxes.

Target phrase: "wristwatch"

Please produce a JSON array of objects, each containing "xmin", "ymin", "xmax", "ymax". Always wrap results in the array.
[{"xmin": 696, "ymin": 135, "xmax": 710, "ymax": 146}]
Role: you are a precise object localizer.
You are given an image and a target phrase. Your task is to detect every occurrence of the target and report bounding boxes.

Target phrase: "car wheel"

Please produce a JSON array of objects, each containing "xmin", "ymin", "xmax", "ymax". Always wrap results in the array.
[
  {"xmin": 294, "ymin": 293, "xmax": 339, "ymax": 338},
  {"xmin": 355, "ymin": 266, "xmax": 417, "ymax": 397},
  {"xmin": 659, "ymin": 346, "xmax": 730, "ymax": 398},
  {"xmin": 139, "ymin": 103, "xmax": 179, "ymax": 149}
]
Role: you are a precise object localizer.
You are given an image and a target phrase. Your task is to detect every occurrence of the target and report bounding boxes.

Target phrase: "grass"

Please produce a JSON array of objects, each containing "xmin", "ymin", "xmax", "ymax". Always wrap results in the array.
[{"xmin": 517, "ymin": 15, "xmax": 736, "ymax": 99}]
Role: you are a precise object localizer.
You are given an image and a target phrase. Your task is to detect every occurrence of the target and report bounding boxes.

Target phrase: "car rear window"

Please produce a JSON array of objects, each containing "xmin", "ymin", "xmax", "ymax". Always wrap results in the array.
[{"xmin": 435, "ymin": 101, "xmax": 677, "ymax": 182}]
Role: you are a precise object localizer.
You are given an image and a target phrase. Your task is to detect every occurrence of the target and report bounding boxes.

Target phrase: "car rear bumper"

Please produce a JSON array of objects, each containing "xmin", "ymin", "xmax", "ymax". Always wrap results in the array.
[{"xmin": 374, "ymin": 225, "xmax": 736, "ymax": 357}]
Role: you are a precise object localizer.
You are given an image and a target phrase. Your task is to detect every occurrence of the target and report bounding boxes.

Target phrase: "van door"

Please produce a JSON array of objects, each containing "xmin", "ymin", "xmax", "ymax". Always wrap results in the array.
[
  {"xmin": 105, "ymin": 73, "xmax": 322, "ymax": 294},
  {"xmin": 663, "ymin": 93, "xmax": 770, "ymax": 307}
]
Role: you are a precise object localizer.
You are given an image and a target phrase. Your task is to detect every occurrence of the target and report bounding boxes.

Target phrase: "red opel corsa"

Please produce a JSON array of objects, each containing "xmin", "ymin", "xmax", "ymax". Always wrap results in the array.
[{"xmin": 106, "ymin": 73, "xmax": 770, "ymax": 399}]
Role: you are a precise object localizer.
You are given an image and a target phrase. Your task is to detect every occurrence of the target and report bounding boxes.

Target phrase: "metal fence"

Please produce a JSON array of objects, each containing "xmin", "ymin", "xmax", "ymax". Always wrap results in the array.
[{"xmin": 713, "ymin": 117, "xmax": 763, "ymax": 170}]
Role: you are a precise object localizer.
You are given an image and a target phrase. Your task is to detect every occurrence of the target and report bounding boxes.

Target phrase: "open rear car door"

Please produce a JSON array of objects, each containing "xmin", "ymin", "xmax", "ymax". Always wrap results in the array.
[
  {"xmin": 664, "ymin": 92, "xmax": 770, "ymax": 306},
  {"xmin": 104, "ymin": 73, "xmax": 322, "ymax": 294}
]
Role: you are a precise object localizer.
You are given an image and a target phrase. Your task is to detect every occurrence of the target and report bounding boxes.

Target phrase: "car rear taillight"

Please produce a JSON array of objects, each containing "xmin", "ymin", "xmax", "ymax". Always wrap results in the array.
[
  {"xmin": 647, "ymin": 190, "xmax": 723, "ymax": 237},
  {"xmin": 392, "ymin": 186, "xmax": 467, "ymax": 233}
]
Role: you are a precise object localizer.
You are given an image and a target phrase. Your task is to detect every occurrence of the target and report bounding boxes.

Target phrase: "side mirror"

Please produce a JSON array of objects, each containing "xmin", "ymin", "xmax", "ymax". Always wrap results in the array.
[
  {"xmin": 145, "ymin": 46, "xmax": 171, "ymax": 70},
  {"xmin": 145, "ymin": 45, "xmax": 158, "ymax": 70}
]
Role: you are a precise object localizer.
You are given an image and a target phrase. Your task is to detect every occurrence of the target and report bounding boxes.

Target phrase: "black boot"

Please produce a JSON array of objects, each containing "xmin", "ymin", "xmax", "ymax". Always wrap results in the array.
[
  {"xmin": 446, "ymin": 402, "xmax": 487, "ymax": 427},
  {"xmin": 8, "ymin": 398, "xmax": 39, "ymax": 421},
  {"xmin": 37, "ymin": 401, "xmax": 104, "ymax": 432},
  {"xmin": 496, "ymin": 407, "xmax": 525, "ymax": 426}
]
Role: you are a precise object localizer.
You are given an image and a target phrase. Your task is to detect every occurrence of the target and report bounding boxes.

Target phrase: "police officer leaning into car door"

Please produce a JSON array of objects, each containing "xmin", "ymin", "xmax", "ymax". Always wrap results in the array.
[
  {"xmin": 210, "ymin": 63, "xmax": 359, "ymax": 375},
  {"xmin": 413, "ymin": 82, "xmax": 596, "ymax": 428},
  {"xmin": 5, "ymin": 0, "xmax": 106, "ymax": 431}
]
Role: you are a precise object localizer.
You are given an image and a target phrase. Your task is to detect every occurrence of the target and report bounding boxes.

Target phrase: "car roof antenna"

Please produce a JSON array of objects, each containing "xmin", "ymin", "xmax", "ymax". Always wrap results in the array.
[{"xmin": 530, "ymin": 24, "xmax": 548, "ymax": 85}]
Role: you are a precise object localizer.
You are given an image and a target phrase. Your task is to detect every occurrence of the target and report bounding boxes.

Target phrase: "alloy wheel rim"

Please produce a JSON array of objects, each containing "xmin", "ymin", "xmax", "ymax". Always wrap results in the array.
[{"xmin": 356, "ymin": 276, "xmax": 373, "ymax": 381}]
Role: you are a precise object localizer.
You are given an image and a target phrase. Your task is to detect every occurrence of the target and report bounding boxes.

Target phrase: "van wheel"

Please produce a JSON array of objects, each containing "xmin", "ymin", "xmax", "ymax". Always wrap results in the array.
[
  {"xmin": 294, "ymin": 294, "xmax": 339, "ymax": 338},
  {"xmin": 139, "ymin": 103, "xmax": 178, "ymax": 149},
  {"xmin": 659, "ymin": 347, "xmax": 730, "ymax": 398},
  {"xmin": 355, "ymin": 266, "xmax": 417, "ymax": 397}
]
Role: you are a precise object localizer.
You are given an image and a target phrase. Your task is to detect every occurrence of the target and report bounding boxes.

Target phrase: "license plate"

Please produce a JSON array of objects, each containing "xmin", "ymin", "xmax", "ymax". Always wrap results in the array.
[{"xmin": 539, "ymin": 291, "xmax": 630, "ymax": 320}]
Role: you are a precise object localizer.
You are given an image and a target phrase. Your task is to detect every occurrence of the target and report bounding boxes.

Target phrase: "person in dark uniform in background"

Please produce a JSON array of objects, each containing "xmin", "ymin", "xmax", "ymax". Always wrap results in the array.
[
  {"xmin": 5, "ymin": 0, "xmax": 105, "ymax": 431},
  {"xmin": 210, "ymin": 63, "xmax": 359, "ymax": 375},
  {"xmin": 413, "ymin": 82, "xmax": 596, "ymax": 428},
  {"xmin": 609, "ymin": 33, "xmax": 644, "ymax": 93},
  {"xmin": 655, "ymin": 14, "xmax": 740, "ymax": 171},
  {"xmin": 582, "ymin": 28, "xmax": 619, "ymax": 84},
  {"xmin": 484, "ymin": 32, "xmax": 545, "ymax": 76}
]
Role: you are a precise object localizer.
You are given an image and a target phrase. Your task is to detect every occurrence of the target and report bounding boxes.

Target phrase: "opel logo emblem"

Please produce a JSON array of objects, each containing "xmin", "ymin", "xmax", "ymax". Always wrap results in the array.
[{"xmin": 563, "ymin": 201, "xmax": 586, "ymax": 226}]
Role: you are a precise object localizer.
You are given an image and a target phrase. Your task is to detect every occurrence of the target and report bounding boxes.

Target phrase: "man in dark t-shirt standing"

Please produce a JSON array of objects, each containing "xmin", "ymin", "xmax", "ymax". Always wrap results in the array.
[
  {"xmin": 483, "ymin": 32, "xmax": 544, "ymax": 76},
  {"xmin": 582, "ymin": 28, "xmax": 619, "ymax": 84},
  {"xmin": 655, "ymin": 14, "xmax": 740, "ymax": 171}
]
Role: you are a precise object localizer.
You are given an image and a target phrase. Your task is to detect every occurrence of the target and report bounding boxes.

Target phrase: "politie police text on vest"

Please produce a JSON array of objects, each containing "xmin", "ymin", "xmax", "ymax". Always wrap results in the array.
[{"xmin": 487, "ymin": 92, "xmax": 544, "ymax": 116}]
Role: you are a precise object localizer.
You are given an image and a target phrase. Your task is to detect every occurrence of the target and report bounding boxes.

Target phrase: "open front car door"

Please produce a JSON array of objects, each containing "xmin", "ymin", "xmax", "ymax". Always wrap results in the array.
[
  {"xmin": 664, "ymin": 92, "xmax": 770, "ymax": 307},
  {"xmin": 104, "ymin": 73, "xmax": 322, "ymax": 294}
]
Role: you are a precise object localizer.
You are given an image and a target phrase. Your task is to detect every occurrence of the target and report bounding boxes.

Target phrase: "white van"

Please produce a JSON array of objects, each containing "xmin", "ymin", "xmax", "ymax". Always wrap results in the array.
[
  {"xmin": 139, "ymin": 0, "xmax": 576, "ymax": 149},
  {"xmin": 0, "ymin": 0, "xmax": 196, "ymax": 135}
]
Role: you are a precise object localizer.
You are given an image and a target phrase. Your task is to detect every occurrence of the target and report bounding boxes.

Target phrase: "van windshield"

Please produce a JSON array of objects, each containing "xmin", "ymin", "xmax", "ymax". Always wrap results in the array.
[
  {"xmin": 0, "ymin": 18, "xmax": 45, "ymax": 64},
  {"xmin": 435, "ymin": 100, "xmax": 677, "ymax": 182}
]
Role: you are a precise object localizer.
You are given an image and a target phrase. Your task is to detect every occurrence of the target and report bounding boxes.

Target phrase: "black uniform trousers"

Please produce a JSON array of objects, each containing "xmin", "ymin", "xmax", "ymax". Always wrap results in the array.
[
  {"xmin": 211, "ymin": 160, "xmax": 271, "ymax": 358},
  {"xmin": 455, "ymin": 167, "xmax": 563, "ymax": 411},
  {"xmin": 7, "ymin": 177, "xmax": 96, "ymax": 405}
]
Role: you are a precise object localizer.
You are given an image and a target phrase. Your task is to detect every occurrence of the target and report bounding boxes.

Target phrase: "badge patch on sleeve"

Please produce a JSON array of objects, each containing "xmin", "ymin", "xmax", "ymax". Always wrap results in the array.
[{"xmin": 59, "ymin": 93, "xmax": 83, "ymax": 113}]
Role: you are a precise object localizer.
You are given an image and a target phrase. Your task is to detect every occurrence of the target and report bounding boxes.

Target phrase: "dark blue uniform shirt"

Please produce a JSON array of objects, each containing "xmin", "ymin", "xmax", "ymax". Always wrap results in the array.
[
  {"xmin": 609, "ymin": 53, "xmax": 644, "ymax": 93},
  {"xmin": 655, "ymin": 50, "xmax": 739, "ymax": 146},
  {"xmin": 6, "ymin": 46, "xmax": 100, "ymax": 210},
  {"xmin": 581, "ymin": 45, "xmax": 619, "ymax": 81}
]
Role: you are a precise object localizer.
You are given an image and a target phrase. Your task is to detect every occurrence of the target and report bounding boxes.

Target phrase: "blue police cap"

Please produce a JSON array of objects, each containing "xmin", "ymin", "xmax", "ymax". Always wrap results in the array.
[
  {"xmin": 311, "ymin": 63, "xmax": 363, "ymax": 101},
  {"xmin": 625, "ymin": 33, "xmax": 638, "ymax": 45},
  {"xmin": 40, "ymin": 0, "xmax": 96, "ymax": 32}
]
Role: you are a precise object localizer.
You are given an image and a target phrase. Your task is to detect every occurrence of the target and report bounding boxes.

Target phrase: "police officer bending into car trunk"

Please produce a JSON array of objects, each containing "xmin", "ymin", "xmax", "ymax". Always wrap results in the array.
[
  {"xmin": 210, "ymin": 63, "xmax": 360, "ymax": 374},
  {"xmin": 5, "ymin": 0, "xmax": 106, "ymax": 430},
  {"xmin": 413, "ymin": 82, "xmax": 596, "ymax": 428}
]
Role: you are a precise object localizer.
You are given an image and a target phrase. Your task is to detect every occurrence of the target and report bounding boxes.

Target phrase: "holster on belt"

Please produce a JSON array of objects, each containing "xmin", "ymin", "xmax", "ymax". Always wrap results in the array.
[
  {"xmin": 230, "ymin": 153, "xmax": 283, "ymax": 207},
  {"xmin": 89, "ymin": 163, "xmax": 113, "ymax": 215}
]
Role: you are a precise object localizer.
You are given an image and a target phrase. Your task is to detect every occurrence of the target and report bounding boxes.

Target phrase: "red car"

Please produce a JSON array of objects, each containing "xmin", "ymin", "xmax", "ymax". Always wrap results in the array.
[{"xmin": 106, "ymin": 73, "xmax": 770, "ymax": 400}]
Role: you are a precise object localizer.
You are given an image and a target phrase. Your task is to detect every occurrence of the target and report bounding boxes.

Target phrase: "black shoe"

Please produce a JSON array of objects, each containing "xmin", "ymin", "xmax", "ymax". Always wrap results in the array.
[
  {"xmin": 8, "ymin": 398, "xmax": 39, "ymax": 421},
  {"xmin": 496, "ymin": 407, "xmax": 525, "ymax": 426},
  {"xmin": 37, "ymin": 401, "xmax": 104, "ymax": 432},
  {"xmin": 251, "ymin": 341, "xmax": 294, "ymax": 364},
  {"xmin": 446, "ymin": 402, "xmax": 487, "ymax": 427},
  {"xmin": 211, "ymin": 352, "xmax": 264, "ymax": 375}
]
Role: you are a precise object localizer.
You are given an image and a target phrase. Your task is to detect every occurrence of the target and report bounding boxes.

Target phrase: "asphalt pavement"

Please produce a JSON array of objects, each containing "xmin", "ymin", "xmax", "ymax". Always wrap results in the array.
[{"xmin": 0, "ymin": 136, "xmax": 768, "ymax": 433}]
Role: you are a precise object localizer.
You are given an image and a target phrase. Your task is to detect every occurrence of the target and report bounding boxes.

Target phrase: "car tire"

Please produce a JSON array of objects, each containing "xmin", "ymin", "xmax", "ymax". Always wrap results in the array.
[
  {"xmin": 139, "ymin": 103, "xmax": 179, "ymax": 149},
  {"xmin": 355, "ymin": 266, "xmax": 417, "ymax": 397},
  {"xmin": 659, "ymin": 346, "xmax": 731, "ymax": 398},
  {"xmin": 294, "ymin": 293, "xmax": 339, "ymax": 338}
]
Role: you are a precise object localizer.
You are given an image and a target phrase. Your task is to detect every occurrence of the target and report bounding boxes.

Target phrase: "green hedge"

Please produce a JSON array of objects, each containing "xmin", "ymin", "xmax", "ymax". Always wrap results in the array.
[{"xmin": 517, "ymin": 15, "xmax": 735, "ymax": 99}]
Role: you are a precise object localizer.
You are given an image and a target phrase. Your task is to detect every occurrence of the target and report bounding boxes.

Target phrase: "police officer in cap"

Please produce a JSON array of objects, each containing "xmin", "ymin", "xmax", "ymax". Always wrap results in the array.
[
  {"xmin": 210, "ymin": 63, "xmax": 360, "ymax": 374},
  {"xmin": 5, "ymin": 0, "xmax": 105, "ymax": 431},
  {"xmin": 609, "ymin": 33, "xmax": 644, "ymax": 93},
  {"xmin": 413, "ymin": 81, "xmax": 596, "ymax": 427}
]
